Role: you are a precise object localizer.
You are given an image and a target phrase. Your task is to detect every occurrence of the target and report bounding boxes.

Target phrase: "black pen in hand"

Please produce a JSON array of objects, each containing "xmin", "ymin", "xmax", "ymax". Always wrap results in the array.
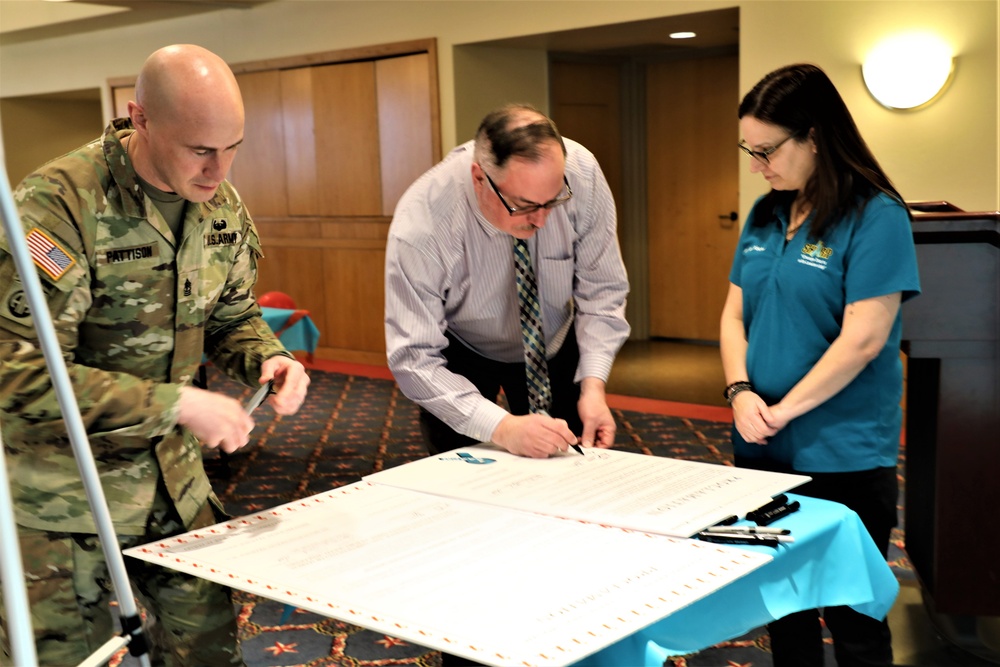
[
  {"xmin": 538, "ymin": 409, "xmax": 584, "ymax": 455},
  {"xmin": 245, "ymin": 379, "xmax": 275, "ymax": 414}
]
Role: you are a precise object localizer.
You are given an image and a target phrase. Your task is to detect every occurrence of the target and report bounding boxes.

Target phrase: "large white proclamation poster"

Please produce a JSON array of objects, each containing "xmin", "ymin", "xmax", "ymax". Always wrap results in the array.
[
  {"xmin": 364, "ymin": 444, "xmax": 810, "ymax": 537},
  {"xmin": 125, "ymin": 481, "xmax": 771, "ymax": 666}
]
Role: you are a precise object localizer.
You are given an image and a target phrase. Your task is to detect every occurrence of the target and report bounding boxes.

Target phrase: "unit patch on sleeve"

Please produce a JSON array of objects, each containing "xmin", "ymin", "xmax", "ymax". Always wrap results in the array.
[{"xmin": 26, "ymin": 228, "xmax": 76, "ymax": 281}]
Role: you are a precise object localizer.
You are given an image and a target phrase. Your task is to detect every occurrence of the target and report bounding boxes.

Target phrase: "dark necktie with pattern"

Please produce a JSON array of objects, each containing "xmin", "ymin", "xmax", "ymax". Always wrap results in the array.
[{"xmin": 513, "ymin": 238, "xmax": 553, "ymax": 414}]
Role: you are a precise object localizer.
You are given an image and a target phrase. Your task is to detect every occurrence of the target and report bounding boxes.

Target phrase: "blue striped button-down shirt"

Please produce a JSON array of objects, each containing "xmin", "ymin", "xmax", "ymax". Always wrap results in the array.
[{"xmin": 385, "ymin": 139, "xmax": 630, "ymax": 442}]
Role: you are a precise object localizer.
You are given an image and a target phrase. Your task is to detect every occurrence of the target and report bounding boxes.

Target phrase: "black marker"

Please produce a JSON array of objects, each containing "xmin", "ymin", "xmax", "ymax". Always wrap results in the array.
[
  {"xmin": 746, "ymin": 494, "xmax": 789, "ymax": 522},
  {"xmin": 755, "ymin": 500, "xmax": 801, "ymax": 526}
]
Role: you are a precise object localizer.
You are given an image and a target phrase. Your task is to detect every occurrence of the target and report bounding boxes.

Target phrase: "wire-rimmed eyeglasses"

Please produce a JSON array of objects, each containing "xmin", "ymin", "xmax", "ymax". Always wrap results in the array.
[
  {"xmin": 738, "ymin": 133, "xmax": 797, "ymax": 165},
  {"xmin": 483, "ymin": 170, "xmax": 573, "ymax": 217}
]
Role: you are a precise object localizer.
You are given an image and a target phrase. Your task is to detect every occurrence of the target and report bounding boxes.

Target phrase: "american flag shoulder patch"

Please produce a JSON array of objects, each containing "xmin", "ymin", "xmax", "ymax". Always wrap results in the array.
[{"xmin": 26, "ymin": 228, "xmax": 76, "ymax": 281}]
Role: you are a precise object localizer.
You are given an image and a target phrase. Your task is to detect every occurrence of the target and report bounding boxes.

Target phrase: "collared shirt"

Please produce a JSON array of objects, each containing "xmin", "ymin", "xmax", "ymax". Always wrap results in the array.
[
  {"xmin": 729, "ymin": 192, "xmax": 921, "ymax": 472},
  {"xmin": 385, "ymin": 139, "xmax": 630, "ymax": 443}
]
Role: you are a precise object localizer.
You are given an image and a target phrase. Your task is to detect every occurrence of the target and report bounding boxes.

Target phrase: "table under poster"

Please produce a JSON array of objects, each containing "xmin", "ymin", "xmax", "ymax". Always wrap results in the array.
[{"xmin": 125, "ymin": 446, "xmax": 897, "ymax": 666}]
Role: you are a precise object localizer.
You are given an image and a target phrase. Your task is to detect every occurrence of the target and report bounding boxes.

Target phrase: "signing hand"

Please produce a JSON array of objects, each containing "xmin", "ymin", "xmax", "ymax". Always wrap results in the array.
[{"xmin": 491, "ymin": 413, "xmax": 578, "ymax": 458}]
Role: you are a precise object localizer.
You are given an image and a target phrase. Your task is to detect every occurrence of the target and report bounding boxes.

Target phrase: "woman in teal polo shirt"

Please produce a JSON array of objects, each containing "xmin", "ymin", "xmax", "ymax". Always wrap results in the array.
[{"xmin": 720, "ymin": 64, "xmax": 920, "ymax": 666}]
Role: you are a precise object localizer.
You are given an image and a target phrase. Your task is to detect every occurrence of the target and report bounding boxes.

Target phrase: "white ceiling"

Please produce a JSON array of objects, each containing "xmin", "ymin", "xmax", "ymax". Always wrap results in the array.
[{"xmin": 0, "ymin": 0, "xmax": 271, "ymax": 45}]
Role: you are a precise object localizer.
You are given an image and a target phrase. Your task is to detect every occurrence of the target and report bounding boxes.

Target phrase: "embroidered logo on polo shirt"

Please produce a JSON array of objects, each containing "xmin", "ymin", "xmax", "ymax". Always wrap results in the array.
[{"xmin": 797, "ymin": 241, "xmax": 834, "ymax": 270}]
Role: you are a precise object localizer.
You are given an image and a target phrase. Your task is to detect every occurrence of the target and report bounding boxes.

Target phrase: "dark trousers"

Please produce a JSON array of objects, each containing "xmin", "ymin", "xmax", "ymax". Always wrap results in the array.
[
  {"xmin": 737, "ymin": 456, "xmax": 898, "ymax": 667},
  {"xmin": 419, "ymin": 329, "xmax": 582, "ymax": 455}
]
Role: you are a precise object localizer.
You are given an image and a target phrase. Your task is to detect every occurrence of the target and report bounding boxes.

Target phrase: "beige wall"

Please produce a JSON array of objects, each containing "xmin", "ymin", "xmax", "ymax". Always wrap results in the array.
[
  {"xmin": 1, "ymin": 0, "xmax": 997, "ymax": 214},
  {"xmin": 452, "ymin": 45, "xmax": 550, "ymax": 143},
  {"xmin": 738, "ymin": 0, "xmax": 999, "ymax": 215},
  {"xmin": 0, "ymin": 94, "xmax": 103, "ymax": 185}
]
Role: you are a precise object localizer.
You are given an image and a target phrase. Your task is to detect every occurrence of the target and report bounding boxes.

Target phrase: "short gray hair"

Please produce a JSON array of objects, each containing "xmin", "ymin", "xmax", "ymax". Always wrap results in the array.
[{"xmin": 473, "ymin": 104, "xmax": 566, "ymax": 174}]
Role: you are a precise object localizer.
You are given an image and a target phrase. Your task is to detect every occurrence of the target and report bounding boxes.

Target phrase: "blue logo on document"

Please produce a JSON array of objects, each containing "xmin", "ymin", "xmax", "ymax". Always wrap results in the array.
[{"xmin": 438, "ymin": 451, "xmax": 496, "ymax": 465}]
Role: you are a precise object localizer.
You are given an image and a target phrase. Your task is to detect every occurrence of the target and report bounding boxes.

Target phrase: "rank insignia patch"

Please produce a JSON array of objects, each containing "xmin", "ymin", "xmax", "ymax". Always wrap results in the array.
[{"xmin": 27, "ymin": 228, "xmax": 75, "ymax": 281}]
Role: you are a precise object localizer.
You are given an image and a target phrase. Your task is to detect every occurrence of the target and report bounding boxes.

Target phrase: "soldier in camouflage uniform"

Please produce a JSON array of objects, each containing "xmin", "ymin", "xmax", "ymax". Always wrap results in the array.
[{"xmin": 0, "ymin": 45, "xmax": 310, "ymax": 666}]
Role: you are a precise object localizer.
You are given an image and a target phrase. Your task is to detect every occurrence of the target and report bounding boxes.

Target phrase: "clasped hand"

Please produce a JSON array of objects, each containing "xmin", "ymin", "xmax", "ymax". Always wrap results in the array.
[{"xmin": 731, "ymin": 391, "xmax": 781, "ymax": 445}]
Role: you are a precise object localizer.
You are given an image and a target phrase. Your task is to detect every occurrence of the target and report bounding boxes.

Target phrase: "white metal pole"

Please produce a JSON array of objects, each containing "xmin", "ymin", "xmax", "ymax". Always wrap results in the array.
[
  {"xmin": 0, "ymin": 159, "xmax": 150, "ymax": 667},
  {"xmin": 0, "ymin": 429, "xmax": 38, "ymax": 667}
]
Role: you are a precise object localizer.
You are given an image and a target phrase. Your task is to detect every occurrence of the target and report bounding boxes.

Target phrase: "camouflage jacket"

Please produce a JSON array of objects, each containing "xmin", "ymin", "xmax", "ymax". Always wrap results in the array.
[{"xmin": 0, "ymin": 118, "xmax": 289, "ymax": 535}]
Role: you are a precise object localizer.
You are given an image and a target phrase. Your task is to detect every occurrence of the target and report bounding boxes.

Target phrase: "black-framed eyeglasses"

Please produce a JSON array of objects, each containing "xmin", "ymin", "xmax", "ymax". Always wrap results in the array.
[
  {"xmin": 738, "ymin": 133, "xmax": 797, "ymax": 165},
  {"xmin": 483, "ymin": 170, "xmax": 573, "ymax": 217}
]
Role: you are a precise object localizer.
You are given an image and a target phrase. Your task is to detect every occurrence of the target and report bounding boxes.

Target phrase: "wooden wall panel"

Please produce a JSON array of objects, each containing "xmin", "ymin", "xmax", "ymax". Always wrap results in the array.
[
  {"xmin": 312, "ymin": 61, "xmax": 382, "ymax": 216},
  {"xmin": 376, "ymin": 53, "xmax": 435, "ymax": 216},
  {"xmin": 280, "ymin": 68, "xmax": 319, "ymax": 217},
  {"xmin": 231, "ymin": 70, "xmax": 288, "ymax": 218},
  {"xmin": 321, "ymin": 246, "xmax": 387, "ymax": 358},
  {"xmin": 254, "ymin": 244, "xmax": 327, "ymax": 318}
]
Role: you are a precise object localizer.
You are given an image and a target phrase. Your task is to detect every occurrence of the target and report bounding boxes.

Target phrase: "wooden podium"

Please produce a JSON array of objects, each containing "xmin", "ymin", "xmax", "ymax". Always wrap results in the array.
[{"xmin": 901, "ymin": 202, "xmax": 1000, "ymax": 652}]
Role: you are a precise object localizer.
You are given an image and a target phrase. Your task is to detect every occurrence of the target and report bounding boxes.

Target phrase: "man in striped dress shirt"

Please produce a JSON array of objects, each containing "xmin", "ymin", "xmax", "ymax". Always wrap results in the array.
[{"xmin": 385, "ymin": 104, "xmax": 630, "ymax": 461}]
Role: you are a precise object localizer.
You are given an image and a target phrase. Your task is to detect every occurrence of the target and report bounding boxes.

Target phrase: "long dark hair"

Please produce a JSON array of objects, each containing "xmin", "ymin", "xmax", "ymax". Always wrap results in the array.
[{"xmin": 739, "ymin": 64, "xmax": 908, "ymax": 238}]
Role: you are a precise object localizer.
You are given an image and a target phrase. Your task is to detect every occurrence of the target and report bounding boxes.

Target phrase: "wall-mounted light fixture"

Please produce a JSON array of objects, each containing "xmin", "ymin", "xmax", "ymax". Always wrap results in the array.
[{"xmin": 862, "ymin": 33, "xmax": 955, "ymax": 110}]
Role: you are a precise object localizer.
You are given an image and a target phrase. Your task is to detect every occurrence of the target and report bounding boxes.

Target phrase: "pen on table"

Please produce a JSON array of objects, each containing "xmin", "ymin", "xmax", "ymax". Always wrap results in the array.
[
  {"xmin": 696, "ymin": 532, "xmax": 793, "ymax": 547},
  {"xmin": 703, "ymin": 525, "xmax": 791, "ymax": 535}
]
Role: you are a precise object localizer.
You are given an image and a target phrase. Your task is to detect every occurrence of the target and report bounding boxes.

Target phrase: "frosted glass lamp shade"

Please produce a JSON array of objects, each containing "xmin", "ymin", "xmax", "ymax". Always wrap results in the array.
[{"xmin": 862, "ymin": 34, "xmax": 954, "ymax": 110}]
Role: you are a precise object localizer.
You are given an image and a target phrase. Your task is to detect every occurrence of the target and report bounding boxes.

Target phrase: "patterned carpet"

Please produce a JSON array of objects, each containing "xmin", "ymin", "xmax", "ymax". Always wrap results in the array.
[{"xmin": 189, "ymin": 365, "xmax": 912, "ymax": 667}]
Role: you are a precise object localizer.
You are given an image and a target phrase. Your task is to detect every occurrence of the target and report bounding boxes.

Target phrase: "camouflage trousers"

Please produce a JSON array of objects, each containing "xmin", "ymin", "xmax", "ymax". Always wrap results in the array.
[{"xmin": 0, "ymin": 489, "xmax": 244, "ymax": 667}]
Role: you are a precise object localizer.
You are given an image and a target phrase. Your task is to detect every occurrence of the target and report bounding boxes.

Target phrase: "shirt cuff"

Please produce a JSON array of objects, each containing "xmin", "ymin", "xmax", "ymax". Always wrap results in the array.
[
  {"xmin": 574, "ymin": 353, "xmax": 614, "ymax": 385},
  {"xmin": 466, "ymin": 399, "xmax": 511, "ymax": 444},
  {"xmin": 147, "ymin": 382, "xmax": 183, "ymax": 437}
]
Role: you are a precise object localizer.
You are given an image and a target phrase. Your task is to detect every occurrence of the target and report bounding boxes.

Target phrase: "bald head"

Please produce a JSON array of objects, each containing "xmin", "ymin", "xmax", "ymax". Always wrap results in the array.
[
  {"xmin": 135, "ymin": 44, "xmax": 243, "ymax": 125},
  {"xmin": 127, "ymin": 44, "xmax": 245, "ymax": 203}
]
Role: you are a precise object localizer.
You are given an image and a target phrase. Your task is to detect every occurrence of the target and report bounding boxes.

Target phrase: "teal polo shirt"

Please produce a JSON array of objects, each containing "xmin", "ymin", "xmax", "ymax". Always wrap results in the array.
[{"xmin": 730, "ymin": 192, "xmax": 921, "ymax": 472}]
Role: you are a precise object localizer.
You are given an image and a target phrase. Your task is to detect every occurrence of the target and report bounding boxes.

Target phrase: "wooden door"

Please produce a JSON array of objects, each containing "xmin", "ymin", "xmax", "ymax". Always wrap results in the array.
[
  {"xmin": 549, "ymin": 61, "xmax": 622, "ymax": 218},
  {"xmin": 647, "ymin": 55, "xmax": 739, "ymax": 341}
]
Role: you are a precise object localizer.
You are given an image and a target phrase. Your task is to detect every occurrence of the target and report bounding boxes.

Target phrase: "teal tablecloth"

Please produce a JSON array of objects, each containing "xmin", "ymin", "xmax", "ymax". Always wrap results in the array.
[
  {"xmin": 260, "ymin": 306, "xmax": 320, "ymax": 356},
  {"xmin": 575, "ymin": 494, "xmax": 899, "ymax": 665}
]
